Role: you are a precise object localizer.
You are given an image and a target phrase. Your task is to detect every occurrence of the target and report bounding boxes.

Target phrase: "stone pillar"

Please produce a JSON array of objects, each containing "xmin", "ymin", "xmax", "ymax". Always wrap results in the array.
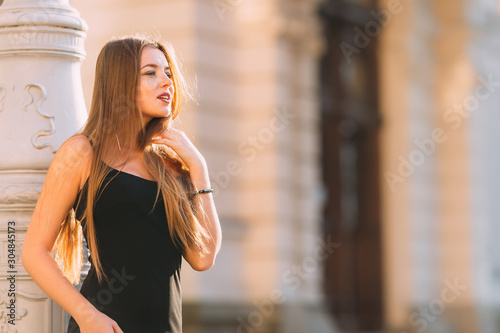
[
  {"xmin": 0, "ymin": 0, "xmax": 87, "ymax": 331},
  {"xmin": 465, "ymin": 1, "xmax": 500, "ymax": 332}
]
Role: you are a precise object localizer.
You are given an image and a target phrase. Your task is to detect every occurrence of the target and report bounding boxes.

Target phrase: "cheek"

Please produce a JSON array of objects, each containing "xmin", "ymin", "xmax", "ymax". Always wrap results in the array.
[
  {"xmin": 140, "ymin": 78, "xmax": 158, "ymax": 91},
  {"xmin": 139, "ymin": 81, "xmax": 157, "ymax": 102}
]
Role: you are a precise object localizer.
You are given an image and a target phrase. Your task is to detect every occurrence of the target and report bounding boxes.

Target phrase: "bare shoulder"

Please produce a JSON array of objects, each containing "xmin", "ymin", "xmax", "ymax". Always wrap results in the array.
[
  {"xmin": 50, "ymin": 134, "xmax": 93, "ymax": 187},
  {"xmin": 62, "ymin": 134, "xmax": 92, "ymax": 151},
  {"xmin": 57, "ymin": 134, "xmax": 93, "ymax": 164}
]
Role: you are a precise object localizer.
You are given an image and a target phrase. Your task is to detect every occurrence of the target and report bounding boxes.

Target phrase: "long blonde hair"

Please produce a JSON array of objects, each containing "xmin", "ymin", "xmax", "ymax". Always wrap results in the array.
[{"xmin": 52, "ymin": 35, "xmax": 210, "ymax": 284}]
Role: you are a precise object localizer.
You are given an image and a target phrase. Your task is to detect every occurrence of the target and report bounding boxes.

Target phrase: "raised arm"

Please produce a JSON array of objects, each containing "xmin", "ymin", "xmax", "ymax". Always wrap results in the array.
[
  {"xmin": 183, "ymin": 161, "xmax": 222, "ymax": 271},
  {"xmin": 152, "ymin": 127, "xmax": 222, "ymax": 271},
  {"xmin": 21, "ymin": 134, "xmax": 122, "ymax": 332}
]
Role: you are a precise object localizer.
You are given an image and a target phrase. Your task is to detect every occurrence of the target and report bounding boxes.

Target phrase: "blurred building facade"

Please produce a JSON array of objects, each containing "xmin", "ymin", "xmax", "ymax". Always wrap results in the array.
[
  {"xmin": 377, "ymin": 0, "xmax": 500, "ymax": 332},
  {"xmin": 6, "ymin": 0, "xmax": 499, "ymax": 331},
  {"xmin": 322, "ymin": 0, "xmax": 500, "ymax": 332}
]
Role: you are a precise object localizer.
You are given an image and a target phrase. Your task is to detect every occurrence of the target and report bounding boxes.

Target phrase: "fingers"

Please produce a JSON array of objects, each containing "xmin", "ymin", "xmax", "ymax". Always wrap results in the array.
[
  {"xmin": 155, "ymin": 127, "xmax": 190, "ymax": 147},
  {"xmin": 155, "ymin": 129, "xmax": 179, "ymax": 144},
  {"xmin": 152, "ymin": 137, "xmax": 178, "ymax": 148},
  {"xmin": 162, "ymin": 127, "xmax": 188, "ymax": 139},
  {"xmin": 161, "ymin": 131, "xmax": 178, "ymax": 140}
]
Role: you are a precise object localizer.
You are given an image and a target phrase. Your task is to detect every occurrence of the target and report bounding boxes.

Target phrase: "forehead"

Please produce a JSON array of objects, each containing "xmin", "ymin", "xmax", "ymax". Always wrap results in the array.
[{"xmin": 140, "ymin": 46, "xmax": 168, "ymax": 66}]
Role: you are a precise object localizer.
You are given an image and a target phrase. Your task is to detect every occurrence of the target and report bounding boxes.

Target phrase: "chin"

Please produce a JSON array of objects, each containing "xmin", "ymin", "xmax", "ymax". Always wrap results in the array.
[
  {"xmin": 148, "ymin": 110, "xmax": 171, "ymax": 119},
  {"xmin": 156, "ymin": 112, "xmax": 171, "ymax": 120}
]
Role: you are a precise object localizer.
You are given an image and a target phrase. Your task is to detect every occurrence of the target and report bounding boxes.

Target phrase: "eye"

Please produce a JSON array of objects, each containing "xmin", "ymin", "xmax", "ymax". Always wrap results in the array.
[
  {"xmin": 144, "ymin": 71, "xmax": 155, "ymax": 76},
  {"xmin": 165, "ymin": 71, "xmax": 172, "ymax": 79}
]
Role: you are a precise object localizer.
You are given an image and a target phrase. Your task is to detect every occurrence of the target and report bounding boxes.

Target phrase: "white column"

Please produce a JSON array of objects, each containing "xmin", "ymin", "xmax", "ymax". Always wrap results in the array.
[
  {"xmin": 0, "ymin": 0, "xmax": 87, "ymax": 332},
  {"xmin": 466, "ymin": 1, "xmax": 500, "ymax": 332},
  {"xmin": 407, "ymin": 0, "xmax": 440, "ymax": 310}
]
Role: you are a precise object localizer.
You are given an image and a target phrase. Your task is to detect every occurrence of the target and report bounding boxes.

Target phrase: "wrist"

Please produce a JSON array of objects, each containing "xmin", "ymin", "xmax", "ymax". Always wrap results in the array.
[
  {"xmin": 189, "ymin": 164, "xmax": 210, "ymax": 188},
  {"xmin": 188, "ymin": 158, "xmax": 207, "ymax": 174},
  {"xmin": 191, "ymin": 174, "xmax": 211, "ymax": 189},
  {"xmin": 73, "ymin": 301, "xmax": 98, "ymax": 326}
]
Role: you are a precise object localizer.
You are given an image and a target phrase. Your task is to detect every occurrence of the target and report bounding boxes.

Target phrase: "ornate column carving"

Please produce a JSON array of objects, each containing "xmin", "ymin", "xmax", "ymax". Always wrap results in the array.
[{"xmin": 0, "ymin": 0, "xmax": 88, "ymax": 332}]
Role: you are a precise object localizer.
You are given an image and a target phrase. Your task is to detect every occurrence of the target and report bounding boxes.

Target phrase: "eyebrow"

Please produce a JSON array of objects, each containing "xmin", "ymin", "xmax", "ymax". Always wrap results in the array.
[{"xmin": 141, "ymin": 64, "xmax": 171, "ymax": 70}]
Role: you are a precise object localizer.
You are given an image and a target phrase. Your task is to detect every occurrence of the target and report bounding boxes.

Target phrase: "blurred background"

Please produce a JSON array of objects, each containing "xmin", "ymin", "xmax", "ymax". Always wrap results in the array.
[
  {"xmin": 71, "ymin": 0, "xmax": 500, "ymax": 332},
  {"xmin": 4, "ymin": 0, "xmax": 499, "ymax": 332}
]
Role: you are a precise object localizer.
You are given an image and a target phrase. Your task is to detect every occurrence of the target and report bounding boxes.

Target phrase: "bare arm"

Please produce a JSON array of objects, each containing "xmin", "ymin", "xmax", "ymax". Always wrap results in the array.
[
  {"xmin": 183, "ymin": 162, "xmax": 222, "ymax": 271},
  {"xmin": 152, "ymin": 127, "xmax": 222, "ymax": 271},
  {"xmin": 21, "ymin": 135, "xmax": 117, "ymax": 329}
]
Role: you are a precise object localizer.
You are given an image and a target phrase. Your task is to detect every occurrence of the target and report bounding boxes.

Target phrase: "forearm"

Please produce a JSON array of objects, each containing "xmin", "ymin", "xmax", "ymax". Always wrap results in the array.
[
  {"xmin": 22, "ymin": 247, "xmax": 96, "ymax": 324},
  {"xmin": 190, "ymin": 166, "xmax": 222, "ymax": 257}
]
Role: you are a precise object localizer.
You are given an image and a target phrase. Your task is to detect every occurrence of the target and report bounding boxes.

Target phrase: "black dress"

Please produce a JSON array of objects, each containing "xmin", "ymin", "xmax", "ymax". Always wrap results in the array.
[{"xmin": 66, "ymin": 160, "xmax": 182, "ymax": 333}]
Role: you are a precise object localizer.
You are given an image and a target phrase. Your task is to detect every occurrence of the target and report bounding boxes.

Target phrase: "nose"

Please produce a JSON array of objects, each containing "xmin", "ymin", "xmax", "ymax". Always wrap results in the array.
[{"xmin": 160, "ymin": 72, "xmax": 173, "ymax": 87}]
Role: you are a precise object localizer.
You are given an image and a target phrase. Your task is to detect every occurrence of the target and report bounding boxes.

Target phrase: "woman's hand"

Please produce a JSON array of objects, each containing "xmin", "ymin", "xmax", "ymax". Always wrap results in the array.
[
  {"xmin": 77, "ymin": 309, "xmax": 124, "ymax": 333},
  {"xmin": 151, "ymin": 127, "xmax": 207, "ymax": 174}
]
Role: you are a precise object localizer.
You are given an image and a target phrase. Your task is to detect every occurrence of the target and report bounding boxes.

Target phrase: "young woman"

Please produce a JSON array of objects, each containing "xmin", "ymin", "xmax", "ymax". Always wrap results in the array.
[{"xmin": 21, "ymin": 35, "xmax": 222, "ymax": 333}]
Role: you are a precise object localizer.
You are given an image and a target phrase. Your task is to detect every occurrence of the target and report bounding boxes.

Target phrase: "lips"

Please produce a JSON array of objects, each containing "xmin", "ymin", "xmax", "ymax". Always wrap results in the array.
[{"xmin": 157, "ymin": 92, "xmax": 172, "ymax": 103}]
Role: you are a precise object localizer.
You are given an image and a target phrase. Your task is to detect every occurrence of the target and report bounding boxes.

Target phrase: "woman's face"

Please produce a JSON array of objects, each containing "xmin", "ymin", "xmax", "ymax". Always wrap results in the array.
[{"xmin": 138, "ymin": 46, "xmax": 174, "ymax": 124}]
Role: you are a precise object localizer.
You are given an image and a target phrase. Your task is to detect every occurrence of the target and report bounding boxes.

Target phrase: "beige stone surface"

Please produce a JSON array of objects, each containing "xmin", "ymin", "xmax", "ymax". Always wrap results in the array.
[{"xmin": 378, "ymin": 0, "xmax": 414, "ymax": 329}]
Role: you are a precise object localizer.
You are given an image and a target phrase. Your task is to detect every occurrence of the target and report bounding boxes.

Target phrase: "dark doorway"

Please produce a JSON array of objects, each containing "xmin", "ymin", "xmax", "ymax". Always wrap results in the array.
[{"xmin": 318, "ymin": 0, "xmax": 384, "ymax": 330}]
